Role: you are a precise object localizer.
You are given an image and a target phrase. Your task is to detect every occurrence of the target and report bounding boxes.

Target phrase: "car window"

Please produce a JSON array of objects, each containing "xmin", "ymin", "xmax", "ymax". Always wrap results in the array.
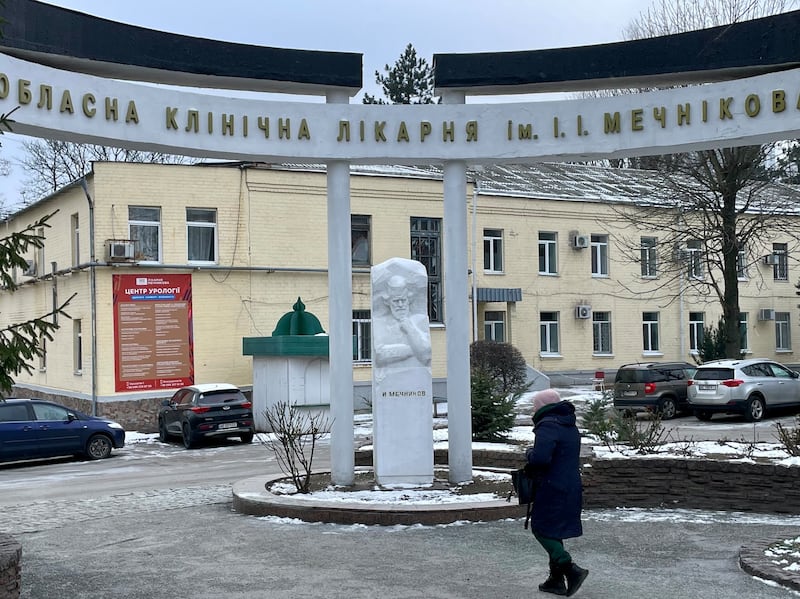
[
  {"xmin": 31, "ymin": 403, "xmax": 71, "ymax": 421},
  {"xmin": 694, "ymin": 368, "xmax": 734, "ymax": 381},
  {"xmin": 768, "ymin": 363, "xmax": 795, "ymax": 378},
  {"xmin": 615, "ymin": 369, "xmax": 645, "ymax": 384},
  {"xmin": 666, "ymin": 368, "xmax": 687, "ymax": 381},
  {"xmin": 171, "ymin": 389, "xmax": 190, "ymax": 404},
  {"xmin": 0, "ymin": 403, "xmax": 30, "ymax": 422},
  {"xmin": 742, "ymin": 364, "xmax": 773, "ymax": 377},
  {"xmin": 197, "ymin": 391, "xmax": 245, "ymax": 406}
]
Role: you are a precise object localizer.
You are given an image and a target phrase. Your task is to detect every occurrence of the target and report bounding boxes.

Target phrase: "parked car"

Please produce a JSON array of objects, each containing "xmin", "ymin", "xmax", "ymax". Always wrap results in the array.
[
  {"xmin": 612, "ymin": 362, "xmax": 697, "ymax": 419},
  {"xmin": 158, "ymin": 383, "xmax": 255, "ymax": 449},
  {"xmin": 687, "ymin": 358, "xmax": 800, "ymax": 422},
  {"xmin": 0, "ymin": 398, "xmax": 125, "ymax": 463}
]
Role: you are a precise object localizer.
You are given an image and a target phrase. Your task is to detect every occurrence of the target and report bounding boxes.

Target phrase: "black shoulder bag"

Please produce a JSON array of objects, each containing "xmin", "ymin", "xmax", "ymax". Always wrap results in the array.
[{"xmin": 508, "ymin": 468, "xmax": 536, "ymax": 529}]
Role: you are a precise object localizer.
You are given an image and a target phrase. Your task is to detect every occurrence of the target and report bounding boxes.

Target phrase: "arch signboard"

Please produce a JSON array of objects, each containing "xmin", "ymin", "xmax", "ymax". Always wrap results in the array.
[{"xmin": 3, "ymin": 0, "xmax": 800, "ymax": 485}]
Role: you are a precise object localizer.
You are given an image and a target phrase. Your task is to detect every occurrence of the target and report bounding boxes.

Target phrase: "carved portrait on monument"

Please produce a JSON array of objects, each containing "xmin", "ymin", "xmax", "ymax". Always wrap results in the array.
[{"xmin": 371, "ymin": 258, "xmax": 432, "ymax": 383}]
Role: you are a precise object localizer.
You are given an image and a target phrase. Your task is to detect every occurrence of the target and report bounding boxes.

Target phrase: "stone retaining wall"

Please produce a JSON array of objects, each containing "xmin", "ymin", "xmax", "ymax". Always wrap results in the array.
[{"xmin": 0, "ymin": 534, "xmax": 21, "ymax": 599}]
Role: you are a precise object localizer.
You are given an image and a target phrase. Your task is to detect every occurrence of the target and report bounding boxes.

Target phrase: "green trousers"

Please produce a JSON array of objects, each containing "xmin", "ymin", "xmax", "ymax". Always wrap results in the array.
[{"xmin": 533, "ymin": 532, "xmax": 572, "ymax": 566}]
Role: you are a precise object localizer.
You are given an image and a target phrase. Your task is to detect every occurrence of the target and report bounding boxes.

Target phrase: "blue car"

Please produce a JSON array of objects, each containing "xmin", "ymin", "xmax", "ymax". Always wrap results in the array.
[{"xmin": 0, "ymin": 398, "xmax": 125, "ymax": 463}]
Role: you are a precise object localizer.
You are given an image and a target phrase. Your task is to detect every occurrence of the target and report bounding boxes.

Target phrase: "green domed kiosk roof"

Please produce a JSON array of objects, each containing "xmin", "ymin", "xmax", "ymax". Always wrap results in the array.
[
  {"xmin": 272, "ymin": 297, "xmax": 325, "ymax": 336},
  {"xmin": 242, "ymin": 297, "xmax": 328, "ymax": 357}
]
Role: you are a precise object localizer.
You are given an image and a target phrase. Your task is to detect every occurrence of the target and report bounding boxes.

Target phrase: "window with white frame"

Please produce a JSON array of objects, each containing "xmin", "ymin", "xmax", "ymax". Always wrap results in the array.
[
  {"xmin": 773, "ymin": 242, "xmax": 788, "ymax": 281},
  {"xmin": 689, "ymin": 312, "xmax": 704, "ymax": 353},
  {"xmin": 73, "ymin": 319, "xmax": 82, "ymax": 373},
  {"xmin": 352, "ymin": 310, "xmax": 371, "ymax": 362},
  {"xmin": 642, "ymin": 312, "xmax": 660, "ymax": 352},
  {"xmin": 739, "ymin": 312, "xmax": 749, "ymax": 353},
  {"xmin": 591, "ymin": 234, "xmax": 609, "ymax": 276},
  {"xmin": 592, "ymin": 311, "xmax": 612, "ymax": 354},
  {"xmin": 351, "ymin": 215, "xmax": 371, "ymax": 266},
  {"xmin": 186, "ymin": 208, "xmax": 217, "ymax": 263},
  {"xmin": 736, "ymin": 242, "xmax": 747, "ymax": 280},
  {"xmin": 70, "ymin": 213, "xmax": 80, "ymax": 267},
  {"xmin": 540, "ymin": 311, "xmax": 559, "ymax": 355},
  {"xmin": 129, "ymin": 206, "xmax": 161, "ymax": 262},
  {"xmin": 640, "ymin": 236, "xmax": 657, "ymax": 278},
  {"xmin": 538, "ymin": 231, "xmax": 557, "ymax": 274},
  {"xmin": 776, "ymin": 312, "xmax": 791, "ymax": 351},
  {"xmin": 484, "ymin": 310, "xmax": 506, "ymax": 342},
  {"xmin": 483, "ymin": 229, "xmax": 503, "ymax": 273},
  {"xmin": 687, "ymin": 239, "xmax": 703, "ymax": 279},
  {"xmin": 36, "ymin": 227, "xmax": 45, "ymax": 275}
]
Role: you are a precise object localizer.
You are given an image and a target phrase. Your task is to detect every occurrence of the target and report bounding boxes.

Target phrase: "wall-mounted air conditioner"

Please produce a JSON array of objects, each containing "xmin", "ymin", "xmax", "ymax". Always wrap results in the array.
[
  {"xmin": 572, "ymin": 234, "xmax": 590, "ymax": 249},
  {"xmin": 575, "ymin": 305, "xmax": 592, "ymax": 319},
  {"xmin": 762, "ymin": 254, "xmax": 778, "ymax": 266},
  {"xmin": 758, "ymin": 308, "xmax": 775, "ymax": 321},
  {"xmin": 106, "ymin": 239, "xmax": 135, "ymax": 262}
]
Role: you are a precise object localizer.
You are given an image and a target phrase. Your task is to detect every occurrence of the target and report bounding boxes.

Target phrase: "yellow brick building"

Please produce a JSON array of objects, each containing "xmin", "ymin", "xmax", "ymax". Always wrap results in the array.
[{"xmin": 1, "ymin": 161, "xmax": 797, "ymax": 429}]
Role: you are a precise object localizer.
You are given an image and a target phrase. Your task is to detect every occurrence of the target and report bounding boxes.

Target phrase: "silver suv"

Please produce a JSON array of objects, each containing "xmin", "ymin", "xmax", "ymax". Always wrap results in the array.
[
  {"xmin": 687, "ymin": 358, "xmax": 800, "ymax": 422},
  {"xmin": 612, "ymin": 362, "xmax": 697, "ymax": 420}
]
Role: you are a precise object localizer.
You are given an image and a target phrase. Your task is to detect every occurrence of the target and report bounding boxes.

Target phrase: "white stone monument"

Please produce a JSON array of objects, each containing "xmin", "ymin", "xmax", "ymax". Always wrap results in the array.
[{"xmin": 371, "ymin": 258, "xmax": 434, "ymax": 486}]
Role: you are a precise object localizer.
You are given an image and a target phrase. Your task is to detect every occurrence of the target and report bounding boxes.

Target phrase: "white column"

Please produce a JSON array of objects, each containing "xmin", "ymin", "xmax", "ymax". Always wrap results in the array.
[
  {"xmin": 326, "ymin": 90, "xmax": 354, "ymax": 486},
  {"xmin": 442, "ymin": 90, "xmax": 472, "ymax": 483}
]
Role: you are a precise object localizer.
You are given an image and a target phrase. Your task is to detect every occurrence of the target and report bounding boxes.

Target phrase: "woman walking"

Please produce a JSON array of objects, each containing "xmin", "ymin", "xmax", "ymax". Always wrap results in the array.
[{"xmin": 526, "ymin": 389, "xmax": 588, "ymax": 596}]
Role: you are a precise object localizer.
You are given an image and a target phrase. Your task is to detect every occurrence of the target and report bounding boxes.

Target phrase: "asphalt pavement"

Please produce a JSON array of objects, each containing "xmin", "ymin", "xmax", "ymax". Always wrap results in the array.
[{"xmin": 9, "ymin": 486, "xmax": 800, "ymax": 599}]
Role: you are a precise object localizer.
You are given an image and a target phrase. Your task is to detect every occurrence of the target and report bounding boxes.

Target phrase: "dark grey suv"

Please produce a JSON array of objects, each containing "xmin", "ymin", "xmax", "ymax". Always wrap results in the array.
[{"xmin": 612, "ymin": 362, "xmax": 697, "ymax": 419}]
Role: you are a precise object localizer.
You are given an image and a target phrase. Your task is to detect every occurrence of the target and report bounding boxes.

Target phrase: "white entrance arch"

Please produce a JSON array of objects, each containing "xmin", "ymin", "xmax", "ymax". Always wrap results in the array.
[{"xmin": 4, "ymin": 2, "xmax": 800, "ymax": 484}]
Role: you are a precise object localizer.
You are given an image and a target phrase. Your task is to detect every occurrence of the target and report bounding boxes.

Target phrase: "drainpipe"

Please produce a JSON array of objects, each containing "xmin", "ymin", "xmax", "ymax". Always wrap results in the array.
[
  {"xmin": 79, "ymin": 177, "xmax": 98, "ymax": 416},
  {"xmin": 471, "ymin": 176, "xmax": 479, "ymax": 342}
]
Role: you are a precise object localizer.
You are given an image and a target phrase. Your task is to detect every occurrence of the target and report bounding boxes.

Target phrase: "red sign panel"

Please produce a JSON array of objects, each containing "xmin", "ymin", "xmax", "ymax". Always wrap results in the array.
[{"xmin": 113, "ymin": 274, "xmax": 194, "ymax": 392}]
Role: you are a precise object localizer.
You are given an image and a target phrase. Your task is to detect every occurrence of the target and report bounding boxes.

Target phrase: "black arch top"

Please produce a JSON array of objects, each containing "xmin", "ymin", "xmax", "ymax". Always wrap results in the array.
[
  {"xmin": 0, "ymin": 0, "xmax": 363, "ymax": 95},
  {"xmin": 433, "ymin": 10, "xmax": 800, "ymax": 95}
]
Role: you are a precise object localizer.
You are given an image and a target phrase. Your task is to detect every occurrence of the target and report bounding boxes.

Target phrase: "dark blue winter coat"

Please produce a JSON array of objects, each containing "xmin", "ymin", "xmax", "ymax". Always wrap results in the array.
[{"xmin": 525, "ymin": 400, "xmax": 583, "ymax": 540}]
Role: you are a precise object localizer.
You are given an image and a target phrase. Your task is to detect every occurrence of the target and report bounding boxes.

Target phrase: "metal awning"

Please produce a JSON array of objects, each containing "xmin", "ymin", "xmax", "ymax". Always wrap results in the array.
[{"xmin": 475, "ymin": 288, "xmax": 522, "ymax": 303}]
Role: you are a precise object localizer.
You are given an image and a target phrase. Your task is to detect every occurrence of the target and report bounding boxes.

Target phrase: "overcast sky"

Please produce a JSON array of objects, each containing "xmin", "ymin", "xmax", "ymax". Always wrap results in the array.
[{"xmin": 0, "ymin": 0, "xmax": 648, "ymax": 204}]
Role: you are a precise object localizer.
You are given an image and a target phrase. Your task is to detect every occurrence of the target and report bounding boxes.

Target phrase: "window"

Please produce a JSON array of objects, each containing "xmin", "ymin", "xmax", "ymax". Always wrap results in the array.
[
  {"xmin": 736, "ymin": 242, "xmax": 747, "ymax": 280},
  {"xmin": 186, "ymin": 208, "xmax": 217, "ymax": 263},
  {"xmin": 38, "ymin": 338, "xmax": 46, "ymax": 371},
  {"xmin": 484, "ymin": 310, "xmax": 505, "ymax": 342},
  {"xmin": 689, "ymin": 312, "xmax": 704, "ymax": 353},
  {"xmin": 642, "ymin": 312, "xmax": 660, "ymax": 352},
  {"xmin": 591, "ymin": 234, "xmax": 608, "ymax": 276},
  {"xmin": 36, "ymin": 226, "xmax": 45, "ymax": 275},
  {"xmin": 687, "ymin": 240, "xmax": 703, "ymax": 279},
  {"xmin": 538, "ymin": 232, "xmax": 557, "ymax": 275},
  {"xmin": 70, "ymin": 213, "xmax": 80, "ymax": 266},
  {"xmin": 592, "ymin": 311, "xmax": 612, "ymax": 354},
  {"xmin": 776, "ymin": 312, "xmax": 791, "ymax": 351},
  {"xmin": 773, "ymin": 243, "xmax": 788, "ymax": 281},
  {"xmin": 352, "ymin": 310, "xmax": 371, "ymax": 362},
  {"xmin": 739, "ymin": 312, "xmax": 749, "ymax": 353},
  {"xmin": 129, "ymin": 206, "xmax": 161, "ymax": 262},
  {"xmin": 351, "ymin": 215, "xmax": 371, "ymax": 266},
  {"xmin": 540, "ymin": 311, "xmax": 559, "ymax": 355},
  {"xmin": 73, "ymin": 319, "xmax": 82, "ymax": 373},
  {"xmin": 640, "ymin": 236, "xmax": 657, "ymax": 278},
  {"xmin": 483, "ymin": 229, "xmax": 503, "ymax": 273},
  {"xmin": 32, "ymin": 402, "xmax": 70, "ymax": 421},
  {"xmin": 410, "ymin": 217, "xmax": 442, "ymax": 323}
]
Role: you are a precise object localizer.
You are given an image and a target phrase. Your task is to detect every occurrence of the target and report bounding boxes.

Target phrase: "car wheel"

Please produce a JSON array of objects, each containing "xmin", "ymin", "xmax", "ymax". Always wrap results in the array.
[
  {"xmin": 745, "ymin": 397, "xmax": 765, "ymax": 422},
  {"xmin": 240, "ymin": 432, "xmax": 254, "ymax": 444},
  {"xmin": 694, "ymin": 410, "xmax": 713, "ymax": 421},
  {"xmin": 85, "ymin": 434, "xmax": 113, "ymax": 460},
  {"xmin": 182, "ymin": 423, "xmax": 196, "ymax": 449},
  {"xmin": 658, "ymin": 398, "xmax": 677, "ymax": 420},
  {"xmin": 158, "ymin": 418, "xmax": 169, "ymax": 443}
]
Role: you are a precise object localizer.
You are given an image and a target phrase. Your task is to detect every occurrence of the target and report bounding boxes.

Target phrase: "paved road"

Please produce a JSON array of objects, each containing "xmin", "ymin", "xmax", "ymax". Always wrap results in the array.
[{"xmin": 4, "ymin": 416, "xmax": 800, "ymax": 598}]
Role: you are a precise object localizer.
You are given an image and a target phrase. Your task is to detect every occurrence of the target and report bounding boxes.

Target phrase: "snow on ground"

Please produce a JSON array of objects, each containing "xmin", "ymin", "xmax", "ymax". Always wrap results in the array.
[{"xmin": 125, "ymin": 386, "xmax": 800, "ymax": 580}]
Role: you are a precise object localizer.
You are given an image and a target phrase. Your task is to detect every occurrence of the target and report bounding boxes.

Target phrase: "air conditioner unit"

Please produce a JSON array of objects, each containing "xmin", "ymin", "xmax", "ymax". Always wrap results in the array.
[
  {"xmin": 758, "ymin": 308, "xmax": 776, "ymax": 321},
  {"xmin": 22, "ymin": 259, "xmax": 36, "ymax": 277},
  {"xmin": 762, "ymin": 254, "xmax": 778, "ymax": 266},
  {"xmin": 572, "ymin": 234, "xmax": 590, "ymax": 249},
  {"xmin": 106, "ymin": 240, "xmax": 135, "ymax": 262},
  {"xmin": 575, "ymin": 305, "xmax": 592, "ymax": 319}
]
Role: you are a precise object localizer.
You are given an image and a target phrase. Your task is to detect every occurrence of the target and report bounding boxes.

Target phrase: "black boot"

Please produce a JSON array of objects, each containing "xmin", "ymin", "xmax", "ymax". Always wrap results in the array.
[
  {"xmin": 538, "ymin": 561, "xmax": 567, "ymax": 596},
  {"xmin": 558, "ymin": 562, "xmax": 588, "ymax": 597}
]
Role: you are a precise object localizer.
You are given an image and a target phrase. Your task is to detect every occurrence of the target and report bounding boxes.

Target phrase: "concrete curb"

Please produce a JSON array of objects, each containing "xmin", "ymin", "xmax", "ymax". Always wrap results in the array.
[{"xmin": 740, "ymin": 535, "xmax": 800, "ymax": 592}]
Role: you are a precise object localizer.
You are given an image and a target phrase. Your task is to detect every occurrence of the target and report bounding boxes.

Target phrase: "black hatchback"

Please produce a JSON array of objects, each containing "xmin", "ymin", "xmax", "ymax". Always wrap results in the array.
[{"xmin": 157, "ymin": 383, "xmax": 255, "ymax": 449}]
